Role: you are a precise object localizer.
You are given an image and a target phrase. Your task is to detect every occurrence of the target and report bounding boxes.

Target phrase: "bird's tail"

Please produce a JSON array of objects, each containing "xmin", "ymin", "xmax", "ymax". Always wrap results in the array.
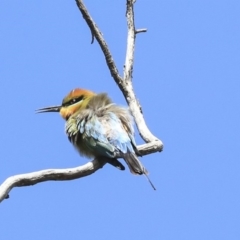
[
  {"xmin": 123, "ymin": 153, "xmax": 156, "ymax": 190},
  {"xmin": 107, "ymin": 158, "xmax": 125, "ymax": 171}
]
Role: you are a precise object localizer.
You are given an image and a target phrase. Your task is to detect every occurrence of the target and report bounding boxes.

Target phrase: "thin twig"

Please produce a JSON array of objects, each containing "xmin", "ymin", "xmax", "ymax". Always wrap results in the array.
[{"xmin": 135, "ymin": 28, "xmax": 147, "ymax": 34}]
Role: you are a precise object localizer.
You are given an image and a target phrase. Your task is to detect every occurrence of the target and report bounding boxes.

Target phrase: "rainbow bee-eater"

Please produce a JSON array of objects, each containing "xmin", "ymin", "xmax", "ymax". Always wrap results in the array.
[{"xmin": 37, "ymin": 88, "xmax": 155, "ymax": 190}]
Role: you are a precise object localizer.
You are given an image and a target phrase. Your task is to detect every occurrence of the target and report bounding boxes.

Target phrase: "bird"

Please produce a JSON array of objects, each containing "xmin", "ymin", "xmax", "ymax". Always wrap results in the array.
[{"xmin": 36, "ymin": 88, "xmax": 156, "ymax": 190}]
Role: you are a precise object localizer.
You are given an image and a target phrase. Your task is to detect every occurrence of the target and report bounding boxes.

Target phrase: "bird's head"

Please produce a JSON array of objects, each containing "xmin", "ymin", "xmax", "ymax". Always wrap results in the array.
[{"xmin": 36, "ymin": 88, "xmax": 96, "ymax": 120}]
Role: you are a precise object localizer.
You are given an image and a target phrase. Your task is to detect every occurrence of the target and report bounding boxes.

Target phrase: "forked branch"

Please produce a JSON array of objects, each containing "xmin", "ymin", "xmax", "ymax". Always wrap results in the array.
[
  {"xmin": 0, "ymin": 0, "xmax": 163, "ymax": 203},
  {"xmin": 76, "ymin": 0, "xmax": 163, "ymax": 147}
]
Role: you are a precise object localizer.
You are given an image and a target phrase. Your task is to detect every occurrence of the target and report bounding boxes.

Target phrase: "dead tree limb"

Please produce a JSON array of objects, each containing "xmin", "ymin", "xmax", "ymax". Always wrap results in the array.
[
  {"xmin": 76, "ymin": 0, "xmax": 163, "ymax": 147},
  {"xmin": 0, "ymin": 0, "xmax": 163, "ymax": 203},
  {"xmin": 0, "ymin": 159, "xmax": 105, "ymax": 202}
]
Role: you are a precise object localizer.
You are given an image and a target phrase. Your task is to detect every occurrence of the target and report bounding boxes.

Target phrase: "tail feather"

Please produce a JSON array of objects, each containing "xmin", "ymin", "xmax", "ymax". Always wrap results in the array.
[
  {"xmin": 144, "ymin": 174, "xmax": 156, "ymax": 191},
  {"xmin": 123, "ymin": 153, "xmax": 156, "ymax": 190},
  {"xmin": 107, "ymin": 158, "xmax": 125, "ymax": 171},
  {"xmin": 123, "ymin": 152, "xmax": 147, "ymax": 175}
]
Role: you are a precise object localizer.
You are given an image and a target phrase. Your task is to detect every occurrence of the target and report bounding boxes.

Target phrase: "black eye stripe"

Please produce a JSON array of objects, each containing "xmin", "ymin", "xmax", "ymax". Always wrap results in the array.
[{"xmin": 62, "ymin": 96, "xmax": 84, "ymax": 107}]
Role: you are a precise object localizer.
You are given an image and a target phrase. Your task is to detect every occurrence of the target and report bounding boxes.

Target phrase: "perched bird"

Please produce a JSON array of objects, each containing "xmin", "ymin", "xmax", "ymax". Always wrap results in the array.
[{"xmin": 37, "ymin": 88, "xmax": 155, "ymax": 190}]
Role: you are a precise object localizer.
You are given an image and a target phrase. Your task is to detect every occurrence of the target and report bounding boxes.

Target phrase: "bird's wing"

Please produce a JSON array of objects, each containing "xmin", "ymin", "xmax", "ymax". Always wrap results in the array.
[
  {"xmin": 102, "ymin": 111, "xmax": 135, "ymax": 154},
  {"xmin": 98, "ymin": 111, "xmax": 147, "ymax": 175},
  {"xmin": 68, "ymin": 108, "xmax": 147, "ymax": 176},
  {"xmin": 66, "ymin": 107, "xmax": 154, "ymax": 187},
  {"xmin": 74, "ymin": 110, "xmax": 134, "ymax": 158},
  {"xmin": 65, "ymin": 115, "xmax": 125, "ymax": 171}
]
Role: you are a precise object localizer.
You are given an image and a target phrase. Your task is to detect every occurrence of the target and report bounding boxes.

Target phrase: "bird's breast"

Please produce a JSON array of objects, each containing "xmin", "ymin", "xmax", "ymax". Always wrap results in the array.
[{"xmin": 66, "ymin": 116, "xmax": 96, "ymax": 159}]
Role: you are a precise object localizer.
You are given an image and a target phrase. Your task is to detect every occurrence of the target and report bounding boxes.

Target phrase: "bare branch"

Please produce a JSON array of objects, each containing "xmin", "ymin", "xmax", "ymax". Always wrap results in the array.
[
  {"xmin": 123, "ymin": 0, "xmax": 163, "ymax": 147},
  {"xmin": 75, "ymin": 0, "xmax": 123, "ymax": 86},
  {"xmin": 75, "ymin": 0, "xmax": 163, "ymax": 150},
  {"xmin": 0, "ymin": 0, "xmax": 164, "ymax": 203},
  {"xmin": 0, "ymin": 141, "xmax": 159, "ymax": 203},
  {"xmin": 0, "ymin": 159, "xmax": 105, "ymax": 203}
]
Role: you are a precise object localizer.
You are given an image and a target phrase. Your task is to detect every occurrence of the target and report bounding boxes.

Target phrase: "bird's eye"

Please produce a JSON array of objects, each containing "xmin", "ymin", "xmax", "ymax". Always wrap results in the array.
[
  {"xmin": 62, "ymin": 95, "xmax": 84, "ymax": 107},
  {"xmin": 68, "ymin": 98, "xmax": 77, "ymax": 105}
]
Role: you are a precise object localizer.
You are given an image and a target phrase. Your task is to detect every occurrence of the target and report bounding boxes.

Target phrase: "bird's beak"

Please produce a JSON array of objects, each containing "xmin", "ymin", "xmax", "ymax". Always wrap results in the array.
[{"xmin": 36, "ymin": 105, "xmax": 61, "ymax": 113}]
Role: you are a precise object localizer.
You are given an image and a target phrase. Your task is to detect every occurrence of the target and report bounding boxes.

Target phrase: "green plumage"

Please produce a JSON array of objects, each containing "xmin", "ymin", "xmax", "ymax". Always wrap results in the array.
[
  {"xmin": 65, "ymin": 93, "xmax": 147, "ymax": 175},
  {"xmin": 37, "ymin": 89, "xmax": 156, "ymax": 189}
]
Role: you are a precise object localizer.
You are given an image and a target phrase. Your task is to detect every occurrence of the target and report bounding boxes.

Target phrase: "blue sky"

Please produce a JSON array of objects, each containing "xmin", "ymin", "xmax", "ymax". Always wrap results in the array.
[{"xmin": 0, "ymin": 1, "xmax": 240, "ymax": 239}]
